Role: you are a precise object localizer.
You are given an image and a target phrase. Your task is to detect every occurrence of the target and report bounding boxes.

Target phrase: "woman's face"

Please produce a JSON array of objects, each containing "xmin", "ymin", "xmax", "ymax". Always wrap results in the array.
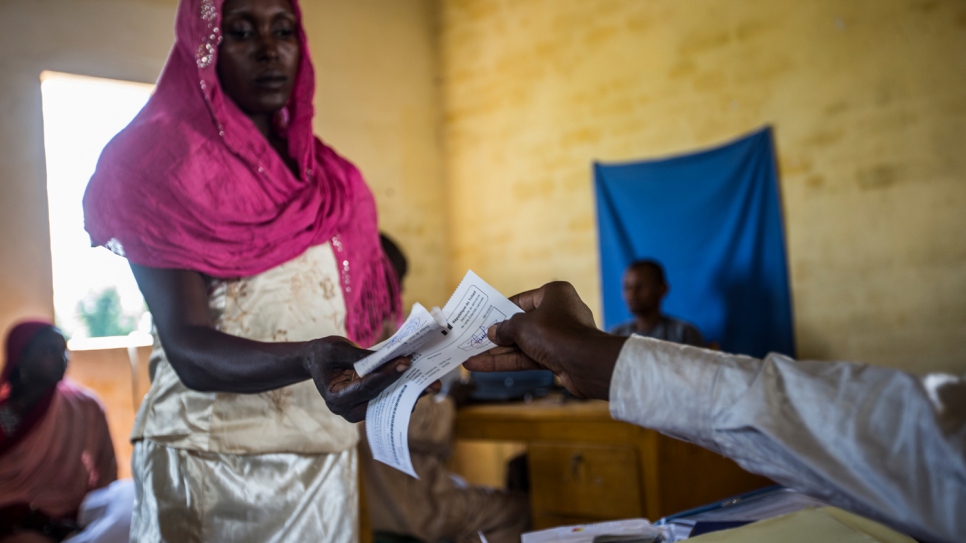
[
  {"xmin": 217, "ymin": 0, "xmax": 301, "ymax": 116},
  {"xmin": 18, "ymin": 328, "xmax": 68, "ymax": 391}
]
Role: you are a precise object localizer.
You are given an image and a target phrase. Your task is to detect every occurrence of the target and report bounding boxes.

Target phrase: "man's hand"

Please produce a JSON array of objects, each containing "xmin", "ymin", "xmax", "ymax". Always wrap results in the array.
[
  {"xmin": 463, "ymin": 282, "xmax": 627, "ymax": 400},
  {"xmin": 303, "ymin": 338, "xmax": 410, "ymax": 422}
]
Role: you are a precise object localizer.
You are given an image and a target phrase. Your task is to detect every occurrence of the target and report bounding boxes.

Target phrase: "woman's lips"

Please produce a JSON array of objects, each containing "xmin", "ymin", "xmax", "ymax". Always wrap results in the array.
[{"xmin": 254, "ymin": 72, "xmax": 289, "ymax": 90}]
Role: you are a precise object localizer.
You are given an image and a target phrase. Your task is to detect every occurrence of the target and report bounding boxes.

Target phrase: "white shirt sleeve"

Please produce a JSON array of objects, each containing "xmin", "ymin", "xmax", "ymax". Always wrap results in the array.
[{"xmin": 608, "ymin": 335, "xmax": 966, "ymax": 543}]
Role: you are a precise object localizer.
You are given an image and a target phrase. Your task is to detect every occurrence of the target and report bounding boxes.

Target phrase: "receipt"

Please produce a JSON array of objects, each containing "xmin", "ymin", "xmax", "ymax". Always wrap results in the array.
[
  {"xmin": 365, "ymin": 270, "xmax": 522, "ymax": 477},
  {"xmin": 354, "ymin": 303, "xmax": 450, "ymax": 377}
]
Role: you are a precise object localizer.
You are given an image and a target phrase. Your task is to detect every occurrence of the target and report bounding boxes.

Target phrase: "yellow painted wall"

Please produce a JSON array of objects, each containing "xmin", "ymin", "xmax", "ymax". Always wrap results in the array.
[
  {"xmin": 0, "ymin": 0, "xmax": 447, "ymax": 342},
  {"xmin": 439, "ymin": 0, "xmax": 966, "ymax": 374},
  {"xmin": 302, "ymin": 0, "xmax": 449, "ymax": 310},
  {"xmin": 0, "ymin": 0, "xmax": 177, "ymax": 348},
  {"xmin": 65, "ymin": 346, "xmax": 153, "ymax": 479}
]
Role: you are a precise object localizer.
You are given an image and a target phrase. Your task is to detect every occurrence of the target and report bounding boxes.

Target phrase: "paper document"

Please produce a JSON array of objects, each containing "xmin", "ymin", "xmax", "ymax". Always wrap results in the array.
[
  {"xmin": 354, "ymin": 303, "xmax": 450, "ymax": 377},
  {"xmin": 365, "ymin": 270, "xmax": 522, "ymax": 477},
  {"xmin": 521, "ymin": 519, "xmax": 666, "ymax": 543}
]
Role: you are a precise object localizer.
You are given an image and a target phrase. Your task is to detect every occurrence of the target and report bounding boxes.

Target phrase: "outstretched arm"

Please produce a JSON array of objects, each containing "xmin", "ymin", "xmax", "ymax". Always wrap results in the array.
[
  {"xmin": 610, "ymin": 336, "xmax": 965, "ymax": 543},
  {"xmin": 464, "ymin": 281, "xmax": 966, "ymax": 543},
  {"xmin": 131, "ymin": 263, "xmax": 408, "ymax": 422}
]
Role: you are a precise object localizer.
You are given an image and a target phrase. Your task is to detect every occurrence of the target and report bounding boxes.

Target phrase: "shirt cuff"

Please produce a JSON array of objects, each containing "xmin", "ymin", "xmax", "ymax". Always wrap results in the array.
[{"xmin": 608, "ymin": 335, "xmax": 725, "ymax": 448}]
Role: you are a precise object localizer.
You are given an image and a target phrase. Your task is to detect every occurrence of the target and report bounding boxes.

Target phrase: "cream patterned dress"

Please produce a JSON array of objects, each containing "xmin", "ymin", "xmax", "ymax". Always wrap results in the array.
[{"xmin": 130, "ymin": 244, "xmax": 360, "ymax": 543}]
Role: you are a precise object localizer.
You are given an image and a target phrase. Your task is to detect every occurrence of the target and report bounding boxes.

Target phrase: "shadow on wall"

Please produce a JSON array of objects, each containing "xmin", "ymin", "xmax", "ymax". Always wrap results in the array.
[
  {"xmin": 721, "ymin": 277, "xmax": 779, "ymax": 358},
  {"xmin": 793, "ymin": 323, "xmax": 834, "ymax": 362}
]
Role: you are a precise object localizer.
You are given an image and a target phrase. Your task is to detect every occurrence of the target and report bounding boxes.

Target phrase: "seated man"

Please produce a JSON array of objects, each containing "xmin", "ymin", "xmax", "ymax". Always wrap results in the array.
[
  {"xmin": 609, "ymin": 260, "xmax": 703, "ymax": 346},
  {"xmin": 360, "ymin": 235, "xmax": 528, "ymax": 543},
  {"xmin": 465, "ymin": 282, "xmax": 964, "ymax": 543},
  {"xmin": 360, "ymin": 386, "xmax": 528, "ymax": 543},
  {"xmin": 0, "ymin": 322, "xmax": 118, "ymax": 542}
]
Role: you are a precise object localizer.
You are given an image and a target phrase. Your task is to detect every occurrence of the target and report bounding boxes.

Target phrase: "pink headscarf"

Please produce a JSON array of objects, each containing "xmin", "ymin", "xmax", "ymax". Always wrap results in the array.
[{"xmin": 83, "ymin": 0, "xmax": 399, "ymax": 347}]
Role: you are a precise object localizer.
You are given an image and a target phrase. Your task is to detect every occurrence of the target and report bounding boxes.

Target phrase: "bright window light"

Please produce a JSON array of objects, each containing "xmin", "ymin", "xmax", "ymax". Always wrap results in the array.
[{"xmin": 40, "ymin": 71, "xmax": 155, "ymax": 349}]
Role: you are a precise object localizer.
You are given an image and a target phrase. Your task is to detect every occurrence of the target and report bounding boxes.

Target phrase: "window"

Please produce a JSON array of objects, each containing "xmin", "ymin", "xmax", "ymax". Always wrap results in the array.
[{"xmin": 40, "ymin": 71, "xmax": 155, "ymax": 350}]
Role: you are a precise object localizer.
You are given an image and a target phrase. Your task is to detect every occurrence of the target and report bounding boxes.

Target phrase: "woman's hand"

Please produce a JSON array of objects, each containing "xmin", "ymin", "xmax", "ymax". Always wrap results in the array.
[
  {"xmin": 303, "ymin": 338, "xmax": 411, "ymax": 422},
  {"xmin": 131, "ymin": 263, "xmax": 418, "ymax": 420}
]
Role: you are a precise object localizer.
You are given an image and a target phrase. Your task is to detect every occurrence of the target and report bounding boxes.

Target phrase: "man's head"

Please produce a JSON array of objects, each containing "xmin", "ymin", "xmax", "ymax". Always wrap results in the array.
[
  {"xmin": 378, "ymin": 233, "xmax": 408, "ymax": 339},
  {"xmin": 622, "ymin": 260, "xmax": 668, "ymax": 317},
  {"xmin": 380, "ymin": 233, "xmax": 408, "ymax": 288}
]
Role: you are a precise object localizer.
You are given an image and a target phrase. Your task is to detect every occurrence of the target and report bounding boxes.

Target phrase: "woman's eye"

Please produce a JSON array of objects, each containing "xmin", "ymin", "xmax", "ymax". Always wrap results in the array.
[
  {"xmin": 228, "ymin": 27, "xmax": 253, "ymax": 40},
  {"xmin": 274, "ymin": 27, "xmax": 295, "ymax": 39}
]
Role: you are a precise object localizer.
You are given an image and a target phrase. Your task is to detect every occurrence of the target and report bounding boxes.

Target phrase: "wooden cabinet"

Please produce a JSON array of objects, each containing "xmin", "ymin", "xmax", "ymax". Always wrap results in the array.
[
  {"xmin": 529, "ymin": 443, "xmax": 643, "ymax": 528},
  {"xmin": 454, "ymin": 396, "xmax": 772, "ymax": 529}
]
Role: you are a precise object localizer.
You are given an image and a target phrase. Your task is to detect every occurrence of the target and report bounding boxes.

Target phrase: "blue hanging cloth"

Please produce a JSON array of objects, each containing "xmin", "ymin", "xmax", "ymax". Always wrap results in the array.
[{"xmin": 595, "ymin": 127, "xmax": 795, "ymax": 358}]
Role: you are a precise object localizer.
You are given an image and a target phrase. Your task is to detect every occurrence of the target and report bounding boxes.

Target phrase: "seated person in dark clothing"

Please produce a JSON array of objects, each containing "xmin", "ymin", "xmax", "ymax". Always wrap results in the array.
[
  {"xmin": 361, "ymin": 234, "xmax": 529, "ymax": 543},
  {"xmin": 608, "ymin": 260, "xmax": 704, "ymax": 346}
]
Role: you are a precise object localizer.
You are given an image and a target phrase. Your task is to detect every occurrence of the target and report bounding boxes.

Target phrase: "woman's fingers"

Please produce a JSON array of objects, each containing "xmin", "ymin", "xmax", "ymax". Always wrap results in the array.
[
  {"xmin": 328, "ymin": 359, "xmax": 444, "ymax": 423},
  {"xmin": 334, "ymin": 358, "xmax": 408, "ymax": 397},
  {"xmin": 321, "ymin": 355, "xmax": 411, "ymax": 421}
]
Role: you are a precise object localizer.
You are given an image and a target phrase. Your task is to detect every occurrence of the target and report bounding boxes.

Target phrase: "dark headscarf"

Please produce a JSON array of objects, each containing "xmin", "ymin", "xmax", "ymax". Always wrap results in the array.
[{"xmin": 0, "ymin": 321, "xmax": 58, "ymax": 456}]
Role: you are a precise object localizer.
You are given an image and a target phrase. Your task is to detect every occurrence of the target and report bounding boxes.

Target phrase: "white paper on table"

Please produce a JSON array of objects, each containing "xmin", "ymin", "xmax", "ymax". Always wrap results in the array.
[
  {"xmin": 365, "ymin": 270, "xmax": 522, "ymax": 477},
  {"xmin": 521, "ymin": 518, "xmax": 666, "ymax": 543},
  {"xmin": 354, "ymin": 302, "xmax": 450, "ymax": 377}
]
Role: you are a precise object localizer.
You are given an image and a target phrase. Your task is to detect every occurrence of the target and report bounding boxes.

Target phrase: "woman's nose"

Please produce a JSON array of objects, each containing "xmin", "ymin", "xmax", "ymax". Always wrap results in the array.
[{"xmin": 255, "ymin": 34, "xmax": 280, "ymax": 62}]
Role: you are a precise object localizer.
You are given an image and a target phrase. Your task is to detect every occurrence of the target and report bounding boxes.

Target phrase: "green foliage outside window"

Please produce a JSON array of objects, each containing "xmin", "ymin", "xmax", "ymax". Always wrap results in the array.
[{"xmin": 76, "ymin": 287, "xmax": 137, "ymax": 338}]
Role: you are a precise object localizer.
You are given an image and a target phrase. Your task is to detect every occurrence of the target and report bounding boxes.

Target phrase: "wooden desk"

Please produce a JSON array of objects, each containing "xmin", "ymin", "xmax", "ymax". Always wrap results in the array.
[{"xmin": 454, "ymin": 395, "xmax": 771, "ymax": 529}]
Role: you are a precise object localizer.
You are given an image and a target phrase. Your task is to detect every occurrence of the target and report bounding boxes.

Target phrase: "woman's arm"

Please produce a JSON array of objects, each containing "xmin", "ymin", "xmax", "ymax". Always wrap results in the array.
[
  {"xmin": 131, "ymin": 263, "xmax": 312, "ymax": 393},
  {"xmin": 131, "ymin": 263, "xmax": 408, "ymax": 422}
]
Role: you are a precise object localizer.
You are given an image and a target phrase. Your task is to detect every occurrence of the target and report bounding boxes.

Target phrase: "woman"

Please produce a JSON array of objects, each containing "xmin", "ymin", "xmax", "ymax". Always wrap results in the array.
[
  {"xmin": 83, "ymin": 0, "xmax": 407, "ymax": 541},
  {"xmin": 0, "ymin": 322, "xmax": 117, "ymax": 542}
]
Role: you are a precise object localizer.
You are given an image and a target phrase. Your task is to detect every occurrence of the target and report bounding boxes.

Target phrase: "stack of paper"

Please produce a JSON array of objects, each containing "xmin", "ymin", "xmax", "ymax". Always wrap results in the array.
[
  {"xmin": 365, "ymin": 270, "xmax": 523, "ymax": 477},
  {"xmin": 354, "ymin": 302, "xmax": 450, "ymax": 377},
  {"xmin": 521, "ymin": 519, "xmax": 667, "ymax": 543}
]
